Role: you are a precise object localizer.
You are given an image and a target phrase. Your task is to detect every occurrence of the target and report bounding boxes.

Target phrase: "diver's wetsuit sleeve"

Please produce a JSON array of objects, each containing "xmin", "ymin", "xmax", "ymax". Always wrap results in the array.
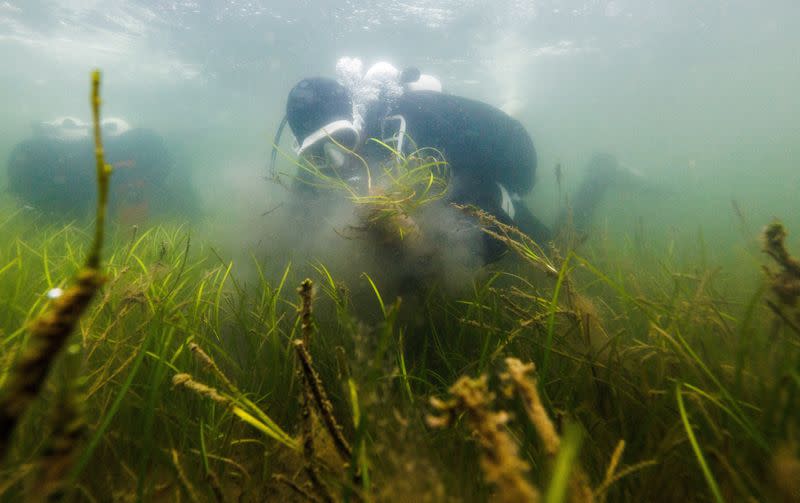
[
  {"xmin": 390, "ymin": 91, "xmax": 551, "ymax": 261},
  {"xmin": 391, "ymin": 91, "xmax": 536, "ymax": 196}
]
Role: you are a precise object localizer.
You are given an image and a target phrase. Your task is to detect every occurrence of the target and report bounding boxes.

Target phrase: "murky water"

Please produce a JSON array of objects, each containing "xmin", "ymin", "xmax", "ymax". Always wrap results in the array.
[{"xmin": 1, "ymin": 0, "xmax": 798, "ymax": 275}]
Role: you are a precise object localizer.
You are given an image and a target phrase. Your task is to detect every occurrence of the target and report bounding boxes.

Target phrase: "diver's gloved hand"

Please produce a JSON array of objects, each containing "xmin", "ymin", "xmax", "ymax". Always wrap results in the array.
[{"xmin": 353, "ymin": 186, "xmax": 424, "ymax": 250}]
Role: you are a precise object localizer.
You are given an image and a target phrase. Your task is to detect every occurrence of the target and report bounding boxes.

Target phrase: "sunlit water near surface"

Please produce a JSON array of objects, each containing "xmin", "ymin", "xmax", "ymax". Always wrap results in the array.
[{"xmin": 1, "ymin": 0, "xmax": 799, "ymax": 280}]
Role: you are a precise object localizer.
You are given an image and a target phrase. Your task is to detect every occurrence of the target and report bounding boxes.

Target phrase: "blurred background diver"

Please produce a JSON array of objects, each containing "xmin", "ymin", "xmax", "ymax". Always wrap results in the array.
[{"xmin": 6, "ymin": 116, "xmax": 199, "ymax": 225}]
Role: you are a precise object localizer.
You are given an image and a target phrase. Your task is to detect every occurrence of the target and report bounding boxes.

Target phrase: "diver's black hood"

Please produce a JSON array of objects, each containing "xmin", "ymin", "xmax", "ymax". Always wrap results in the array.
[{"xmin": 286, "ymin": 77, "xmax": 353, "ymax": 144}]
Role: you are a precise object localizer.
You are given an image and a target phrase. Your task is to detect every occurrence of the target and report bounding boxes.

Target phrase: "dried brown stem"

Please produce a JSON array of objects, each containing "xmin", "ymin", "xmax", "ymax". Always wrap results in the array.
[
  {"xmin": 294, "ymin": 339, "xmax": 352, "ymax": 462},
  {"xmin": 763, "ymin": 222, "xmax": 800, "ymax": 276},
  {"xmin": 501, "ymin": 358, "xmax": 594, "ymax": 503},
  {"xmin": 763, "ymin": 221, "xmax": 800, "ymax": 308},
  {"xmin": 501, "ymin": 359, "xmax": 561, "ymax": 457},
  {"xmin": 454, "ymin": 203, "xmax": 558, "ymax": 277},
  {"xmin": 299, "ymin": 279, "xmax": 314, "ymax": 344},
  {"xmin": 172, "ymin": 373, "xmax": 230, "ymax": 405},
  {"xmin": 428, "ymin": 375, "xmax": 540, "ymax": 503},
  {"xmin": 188, "ymin": 342, "xmax": 238, "ymax": 395}
]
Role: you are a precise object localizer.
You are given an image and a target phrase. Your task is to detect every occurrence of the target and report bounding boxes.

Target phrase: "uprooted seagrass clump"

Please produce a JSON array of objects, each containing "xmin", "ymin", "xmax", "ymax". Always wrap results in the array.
[{"xmin": 293, "ymin": 139, "xmax": 450, "ymax": 245}]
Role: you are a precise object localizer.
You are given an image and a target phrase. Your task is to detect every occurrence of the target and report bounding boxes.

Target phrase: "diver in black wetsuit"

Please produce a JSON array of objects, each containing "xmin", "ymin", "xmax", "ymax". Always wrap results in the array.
[
  {"xmin": 374, "ymin": 89, "xmax": 553, "ymax": 243},
  {"xmin": 278, "ymin": 73, "xmax": 550, "ymax": 264},
  {"xmin": 274, "ymin": 55, "xmax": 653, "ymax": 267}
]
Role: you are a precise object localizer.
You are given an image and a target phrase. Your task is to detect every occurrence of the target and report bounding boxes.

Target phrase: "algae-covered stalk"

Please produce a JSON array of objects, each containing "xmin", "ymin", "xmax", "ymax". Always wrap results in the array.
[
  {"xmin": 87, "ymin": 70, "xmax": 114, "ymax": 269},
  {"xmin": 0, "ymin": 70, "xmax": 112, "ymax": 458}
]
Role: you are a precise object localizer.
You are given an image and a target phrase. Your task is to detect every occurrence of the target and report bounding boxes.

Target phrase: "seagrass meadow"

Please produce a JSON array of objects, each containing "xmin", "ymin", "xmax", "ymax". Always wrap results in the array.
[{"xmin": 0, "ymin": 75, "xmax": 799, "ymax": 503}]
